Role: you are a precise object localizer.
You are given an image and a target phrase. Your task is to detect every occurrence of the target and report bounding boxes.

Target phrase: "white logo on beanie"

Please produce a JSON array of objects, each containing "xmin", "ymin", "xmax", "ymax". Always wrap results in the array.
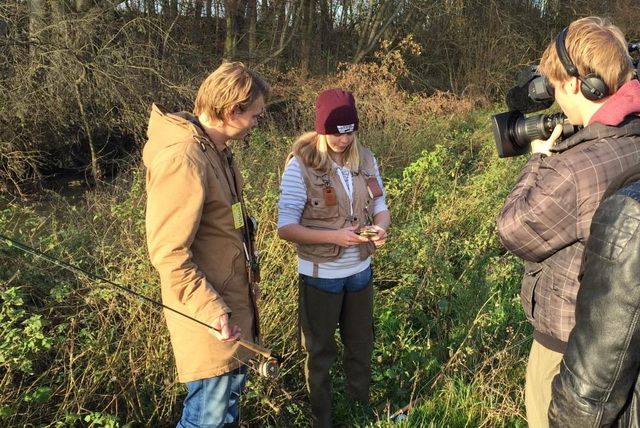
[{"xmin": 337, "ymin": 124, "xmax": 355, "ymax": 133}]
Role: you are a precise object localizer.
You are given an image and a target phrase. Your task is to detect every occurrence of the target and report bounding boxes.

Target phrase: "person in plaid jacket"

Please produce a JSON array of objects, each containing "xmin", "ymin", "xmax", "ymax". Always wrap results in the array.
[{"xmin": 496, "ymin": 16, "xmax": 640, "ymax": 428}]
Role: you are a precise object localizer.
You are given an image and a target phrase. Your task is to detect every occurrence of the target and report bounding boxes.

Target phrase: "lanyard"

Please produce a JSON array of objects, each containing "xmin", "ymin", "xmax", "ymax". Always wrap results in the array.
[{"xmin": 334, "ymin": 163, "xmax": 354, "ymax": 216}]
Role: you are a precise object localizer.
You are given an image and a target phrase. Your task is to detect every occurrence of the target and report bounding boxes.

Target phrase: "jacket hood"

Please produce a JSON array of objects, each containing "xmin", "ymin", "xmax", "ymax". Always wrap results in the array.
[
  {"xmin": 552, "ymin": 115, "xmax": 640, "ymax": 153},
  {"xmin": 589, "ymin": 79, "xmax": 640, "ymax": 126},
  {"xmin": 552, "ymin": 81, "xmax": 640, "ymax": 154},
  {"xmin": 143, "ymin": 103, "xmax": 204, "ymax": 168}
]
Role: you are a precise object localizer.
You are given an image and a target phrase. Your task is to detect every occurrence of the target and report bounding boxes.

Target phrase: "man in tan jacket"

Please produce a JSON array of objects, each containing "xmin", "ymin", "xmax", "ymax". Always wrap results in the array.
[{"xmin": 143, "ymin": 62, "xmax": 270, "ymax": 427}]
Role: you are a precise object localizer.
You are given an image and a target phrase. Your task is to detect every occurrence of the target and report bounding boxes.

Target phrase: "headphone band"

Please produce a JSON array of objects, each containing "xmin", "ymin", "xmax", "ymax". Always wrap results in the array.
[
  {"xmin": 554, "ymin": 26, "xmax": 607, "ymax": 100},
  {"xmin": 555, "ymin": 27, "xmax": 578, "ymax": 77}
]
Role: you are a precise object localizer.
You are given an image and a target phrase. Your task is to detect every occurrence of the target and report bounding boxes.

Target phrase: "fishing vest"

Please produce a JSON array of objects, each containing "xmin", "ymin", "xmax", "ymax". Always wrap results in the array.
[{"xmin": 293, "ymin": 147, "xmax": 378, "ymax": 268}]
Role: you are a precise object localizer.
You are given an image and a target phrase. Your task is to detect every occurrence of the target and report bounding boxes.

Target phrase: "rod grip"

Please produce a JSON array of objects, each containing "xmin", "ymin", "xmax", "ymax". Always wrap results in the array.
[{"xmin": 237, "ymin": 337, "xmax": 272, "ymax": 358}]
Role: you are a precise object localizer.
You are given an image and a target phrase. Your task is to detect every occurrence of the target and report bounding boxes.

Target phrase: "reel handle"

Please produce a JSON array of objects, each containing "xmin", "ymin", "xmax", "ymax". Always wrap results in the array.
[{"xmin": 209, "ymin": 326, "xmax": 272, "ymax": 358}]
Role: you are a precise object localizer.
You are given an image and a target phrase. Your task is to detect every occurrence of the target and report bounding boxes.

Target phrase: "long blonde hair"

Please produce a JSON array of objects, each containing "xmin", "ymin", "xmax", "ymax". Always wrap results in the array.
[{"xmin": 292, "ymin": 132, "xmax": 362, "ymax": 174}]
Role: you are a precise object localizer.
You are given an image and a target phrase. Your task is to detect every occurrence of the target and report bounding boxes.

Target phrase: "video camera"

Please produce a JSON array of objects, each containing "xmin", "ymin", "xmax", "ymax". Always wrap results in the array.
[{"xmin": 492, "ymin": 42, "xmax": 640, "ymax": 158}]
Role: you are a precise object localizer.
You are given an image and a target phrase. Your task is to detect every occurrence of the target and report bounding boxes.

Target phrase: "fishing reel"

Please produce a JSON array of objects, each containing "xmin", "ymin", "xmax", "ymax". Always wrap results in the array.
[
  {"xmin": 393, "ymin": 413, "xmax": 408, "ymax": 423},
  {"xmin": 208, "ymin": 327, "xmax": 281, "ymax": 379},
  {"xmin": 236, "ymin": 337, "xmax": 282, "ymax": 380},
  {"xmin": 257, "ymin": 356, "xmax": 281, "ymax": 379}
]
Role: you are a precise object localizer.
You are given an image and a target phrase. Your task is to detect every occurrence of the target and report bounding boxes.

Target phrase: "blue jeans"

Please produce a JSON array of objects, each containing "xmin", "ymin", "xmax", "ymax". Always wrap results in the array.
[
  {"xmin": 301, "ymin": 265, "xmax": 373, "ymax": 293},
  {"xmin": 177, "ymin": 365, "xmax": 247, "ymax": 428}
]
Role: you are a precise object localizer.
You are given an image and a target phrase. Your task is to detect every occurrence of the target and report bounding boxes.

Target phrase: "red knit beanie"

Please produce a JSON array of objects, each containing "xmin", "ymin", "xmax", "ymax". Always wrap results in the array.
[{"xmin": 314, "ymin": 88, "xmax": 359, "ymax": 134}]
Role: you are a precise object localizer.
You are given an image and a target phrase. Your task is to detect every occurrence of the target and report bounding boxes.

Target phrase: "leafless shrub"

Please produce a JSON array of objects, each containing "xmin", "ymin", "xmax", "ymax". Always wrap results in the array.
[{"xmin": 0, "ymin": 7, "xmax": 202, "ymax": 193}]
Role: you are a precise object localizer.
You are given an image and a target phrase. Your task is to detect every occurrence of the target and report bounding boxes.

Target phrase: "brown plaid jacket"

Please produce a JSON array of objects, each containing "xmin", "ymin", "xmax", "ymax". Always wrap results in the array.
[{"xmin": 497, "ymin": 116, "xmax": 640, "ymax": 352}]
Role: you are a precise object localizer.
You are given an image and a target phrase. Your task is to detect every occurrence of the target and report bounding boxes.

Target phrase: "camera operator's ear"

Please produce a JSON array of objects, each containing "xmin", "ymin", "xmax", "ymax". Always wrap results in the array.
[{"xmin": 555, "ymin": 27, "xmax": 609, "ymax": 101}]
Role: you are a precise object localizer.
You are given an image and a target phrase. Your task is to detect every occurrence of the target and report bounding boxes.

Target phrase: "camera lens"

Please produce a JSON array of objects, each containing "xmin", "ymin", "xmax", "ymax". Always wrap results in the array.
[
  {"xmin": 492, "ymin": 111, "xmax": 580, "ymax": 158},
  {"xmin": 513, "ymin": 113, "xmax": 565, "ymax": 146}
]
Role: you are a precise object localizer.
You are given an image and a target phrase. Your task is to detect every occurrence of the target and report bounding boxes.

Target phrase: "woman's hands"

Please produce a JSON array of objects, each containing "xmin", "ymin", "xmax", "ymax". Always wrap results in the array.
[
  {"xmin": 278, "ymin": 220, "xmax": 389, "ymax": 248},
  {"xmin": 367, "ymin": 210, "xmax": 390, "ymax": 247},
  {"xmin": 332, "ymin": 224, "xmax": 388, "ymax": 248},
  {"xmin": 333, "ymin": 224, "xmax": 371, "ymax": 247},
  {"xmin": 363, "ymin": 224, "xmax": 388, "ymax": 247}
]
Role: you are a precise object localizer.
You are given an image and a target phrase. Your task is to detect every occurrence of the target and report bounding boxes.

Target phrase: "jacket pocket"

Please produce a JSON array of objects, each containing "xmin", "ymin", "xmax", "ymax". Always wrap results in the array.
[
  {"xmin": 301, "ymin": 242, "xmax": 341, "ymax": 259},
  {"xmin": 359, "ymin": 240, "xmax": 377, "ymax": 259},
  {"xmin": 521, "ymin": 263, "xmax": 543, "ymax": 321},
  {"xmin": 310, "ymin": 197, "xmax": 339, "ymax": 217},
  {"xmin": 211, "ymin": 244, "xmax": 242, "ymax": 293},
  {"xmin": 296, "ymin": 223, "xmax": 341, "ymax": 260}
]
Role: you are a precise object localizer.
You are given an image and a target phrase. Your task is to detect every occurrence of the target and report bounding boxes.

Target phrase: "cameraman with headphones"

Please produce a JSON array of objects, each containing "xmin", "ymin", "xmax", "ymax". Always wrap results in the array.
[{"xmin": 496, "ymin": 16, "xmax": 640, "ymax": 428}]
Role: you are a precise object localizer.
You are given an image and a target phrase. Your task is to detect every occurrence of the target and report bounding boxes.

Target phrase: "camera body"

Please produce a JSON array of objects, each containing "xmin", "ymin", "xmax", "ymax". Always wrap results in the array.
[{"xmin": 492, "ymin": 42, "xmax": 639, "ymax": 158}]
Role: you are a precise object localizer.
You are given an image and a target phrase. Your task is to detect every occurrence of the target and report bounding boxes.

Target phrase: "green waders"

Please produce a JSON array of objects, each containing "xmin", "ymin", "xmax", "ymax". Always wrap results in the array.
[{"xmin": 299, "ymin": 278, "xmax": 374, "ymax": 428}]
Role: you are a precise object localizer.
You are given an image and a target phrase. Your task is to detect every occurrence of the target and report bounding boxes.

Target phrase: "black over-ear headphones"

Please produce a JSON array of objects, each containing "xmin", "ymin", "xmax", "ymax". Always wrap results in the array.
[{"xmin": 555, "ymin": 26, "xmax": 609, "ymax": 101}]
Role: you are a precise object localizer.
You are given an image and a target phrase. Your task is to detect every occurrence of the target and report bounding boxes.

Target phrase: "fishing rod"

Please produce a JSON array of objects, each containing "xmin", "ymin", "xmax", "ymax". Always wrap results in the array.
[
  {"xmin": 7, "ymin": 233, "xmax": 498, "ymax": 423},
  {"xmin": 0, "ymin": 233, "xmax": 282, "ymax": 379}
]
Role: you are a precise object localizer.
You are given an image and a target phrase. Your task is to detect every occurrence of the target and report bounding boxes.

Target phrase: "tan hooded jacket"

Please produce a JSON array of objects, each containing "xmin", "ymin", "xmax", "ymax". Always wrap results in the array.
[{"xmin": 143, "ymin": 103, "xmax": 259, "ymax": 383}]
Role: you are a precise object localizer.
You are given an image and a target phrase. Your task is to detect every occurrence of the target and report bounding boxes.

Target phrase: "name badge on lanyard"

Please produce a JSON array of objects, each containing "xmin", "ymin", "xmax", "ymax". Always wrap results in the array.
[{"xmin": 232, "ymin": 202, "xmax": 245, "ymax": 229}]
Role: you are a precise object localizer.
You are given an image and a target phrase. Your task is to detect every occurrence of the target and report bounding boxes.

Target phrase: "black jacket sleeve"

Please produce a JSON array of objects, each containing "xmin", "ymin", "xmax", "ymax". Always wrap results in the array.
[{"xmin": 549, "ymin": 187, "xmax": 640, "ymax": 427}]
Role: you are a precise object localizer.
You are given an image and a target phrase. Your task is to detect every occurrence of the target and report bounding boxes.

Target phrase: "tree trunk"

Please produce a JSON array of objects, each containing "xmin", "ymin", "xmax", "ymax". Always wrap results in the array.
[
  {"xmin": 352, "ymin": 0, "xmax": 403, "ymax": 63},
  {"xmin": 224, "ymin": 0, "xmax": 237, "ymax": 59},
  {"xmin": 195, "ymin": 0, "xmax": 204, "ymax": 19},
  {"xmin": 28, "ymin": 0, "xmax": 47, "ymax": 59},
  {"xmin": 73, "ymin": 74, "xmax": 102, "ymax": 183},
  {"xmin": 264, "ymin": 0, "xmax": 304, "ymax": 69},
  {"xmin": 317, "ymin": 0, "xmax": 331, "ymax": 72},
  {"xmin": 248, "ymin": 0, "xmax": 257, "ymax": 60},
  {"xmin": 146, "ymin": 0, "xmax": 156, "ymax": 15},
  {"xmin": 300, "ymin": 0, "xmax": 315, "ymax": 75},
  {"xmin": 270, "ymin": 0, "xmax": 286, "ymax": 66}
]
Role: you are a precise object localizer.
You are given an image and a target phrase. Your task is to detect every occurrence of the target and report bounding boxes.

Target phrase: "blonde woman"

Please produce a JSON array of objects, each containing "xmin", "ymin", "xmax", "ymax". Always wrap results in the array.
[{"xmin": 277, "ymin": 88, "xmax": 391, "ymax": 427}]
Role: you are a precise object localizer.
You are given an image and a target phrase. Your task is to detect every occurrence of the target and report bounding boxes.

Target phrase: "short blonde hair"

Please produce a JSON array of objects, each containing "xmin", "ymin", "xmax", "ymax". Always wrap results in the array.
[
  {"xmin": 538, "ymin": 17, "xmax": 634, "ymax": 95},
  {"xmin": 194, "ymin": 62, "xmax": 270, "ymax": 122},
  {"xmin": 293, "ymin": 132, "xmax": 362, "ymax": 174}
]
